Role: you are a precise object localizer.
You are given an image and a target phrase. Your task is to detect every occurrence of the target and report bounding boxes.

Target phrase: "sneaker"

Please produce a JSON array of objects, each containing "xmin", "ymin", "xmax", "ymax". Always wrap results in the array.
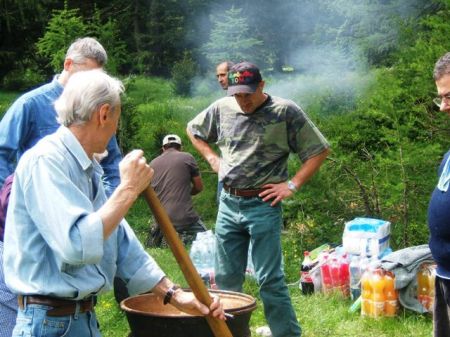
[{"xmin": 256, "ymin": 325, "xmax": 272, "ymax": 337}]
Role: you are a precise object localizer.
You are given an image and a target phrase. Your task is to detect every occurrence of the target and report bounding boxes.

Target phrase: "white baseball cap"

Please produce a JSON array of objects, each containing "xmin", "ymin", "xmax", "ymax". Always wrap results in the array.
[{"xmin": 162, "ymin": 134, "xmax": 182, "ymax": 146}]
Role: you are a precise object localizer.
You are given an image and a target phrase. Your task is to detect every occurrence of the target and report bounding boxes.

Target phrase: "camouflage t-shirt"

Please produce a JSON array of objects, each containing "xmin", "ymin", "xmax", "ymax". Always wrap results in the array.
[{"xmin": 187, "ymin": 95, "xmax": 329, "ymax": 189}]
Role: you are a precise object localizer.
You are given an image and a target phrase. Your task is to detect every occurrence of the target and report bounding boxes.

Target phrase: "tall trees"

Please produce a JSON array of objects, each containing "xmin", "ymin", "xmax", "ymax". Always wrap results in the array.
[
  {"xmin": 202, "ymin": 6, "xmax": 263, "ymax": 67},
  {"xmin": 0, "ymin": 0, "xmax": 61, "ymax": 88},
  {"xmin": 296, "ymin": 4, "xmax": 450, "ymax": 247},
  {"xmin": 35, "ymin": 3, "xmax": 128, "ymax": 75},
  {"xmin": 36, "ymin": 4, "xmax": 87, "ymax": 72}
]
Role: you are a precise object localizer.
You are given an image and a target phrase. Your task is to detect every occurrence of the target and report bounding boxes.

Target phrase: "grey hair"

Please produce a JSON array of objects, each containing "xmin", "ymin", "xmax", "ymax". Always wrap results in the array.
[
  {"xmin": 434, "ymin": 52, "xmax": 450, "ymax": 81},
  {"xmin": 217, "ymin": 61, "xmax": 235, "ymax": 71},
  {"xmin": 54, "ymin": 69, "xmax": 124, "ymax": 127},
  {"xmin": 65, "ymin": 37, "xmax": 107, "ymax": 66}
]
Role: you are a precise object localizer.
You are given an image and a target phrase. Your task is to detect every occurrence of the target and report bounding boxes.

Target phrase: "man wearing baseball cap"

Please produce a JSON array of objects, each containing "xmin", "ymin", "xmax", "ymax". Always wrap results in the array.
[
  {"xmin": 187, "ymin": 61, "xmax": 330, "ymax": 337},
  {"xmin": 147, "ymin": 134, "xmax": 206, "ymax": 247}
]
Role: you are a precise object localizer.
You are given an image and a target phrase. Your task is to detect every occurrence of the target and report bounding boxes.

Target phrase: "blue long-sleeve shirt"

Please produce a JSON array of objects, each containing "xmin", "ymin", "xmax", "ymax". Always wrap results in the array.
[
  {"xmin": 3, "ymin": 127, "xmax": 165, "ymax": 299},
  {"xmin": 0, "ymin": 76, "xmax": 122, "ymax": 196}
]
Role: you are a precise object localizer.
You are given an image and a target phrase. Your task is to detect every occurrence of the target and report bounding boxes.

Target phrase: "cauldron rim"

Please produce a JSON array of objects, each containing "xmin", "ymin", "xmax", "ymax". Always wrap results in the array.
[{"xmin": 120, "ymin": 289, "xmax": 257, "ymax": 318}]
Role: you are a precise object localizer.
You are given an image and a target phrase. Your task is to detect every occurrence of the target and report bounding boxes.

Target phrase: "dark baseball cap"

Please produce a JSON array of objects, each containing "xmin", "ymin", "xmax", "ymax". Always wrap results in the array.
[{"xmin": 227, "ymin": 62, "xmax": 262, "ymax": 96}]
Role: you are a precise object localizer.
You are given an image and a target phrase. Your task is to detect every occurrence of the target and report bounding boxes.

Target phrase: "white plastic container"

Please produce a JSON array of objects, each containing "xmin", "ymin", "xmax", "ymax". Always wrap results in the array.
[{"xmin": 342, "ymin": 217, "xmax": 390, "ymax": 257}]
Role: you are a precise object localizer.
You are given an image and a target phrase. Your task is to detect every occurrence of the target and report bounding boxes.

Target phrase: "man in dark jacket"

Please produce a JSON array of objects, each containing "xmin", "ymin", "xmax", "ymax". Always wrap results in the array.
[{"xmin": 428, "ymin": 51, "xmax": 450, "ymax": 337}]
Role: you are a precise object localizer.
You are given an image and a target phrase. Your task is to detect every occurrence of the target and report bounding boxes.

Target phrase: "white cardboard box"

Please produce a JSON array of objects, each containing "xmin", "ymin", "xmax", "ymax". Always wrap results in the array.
[{"xmin": 342, "ymin": 217, "xmax": 390, "ymax": 257}]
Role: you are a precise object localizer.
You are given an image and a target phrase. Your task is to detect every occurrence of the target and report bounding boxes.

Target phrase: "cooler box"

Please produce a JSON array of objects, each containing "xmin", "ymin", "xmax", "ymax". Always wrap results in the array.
[{"xmin": 342, "ymin": 217, "xmax": 390, "ymax": 257}]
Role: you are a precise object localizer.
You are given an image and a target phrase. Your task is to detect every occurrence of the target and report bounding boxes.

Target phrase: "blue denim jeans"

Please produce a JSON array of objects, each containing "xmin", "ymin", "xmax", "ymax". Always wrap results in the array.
[
  {"xmin": 215, "ymin": 191, "xmax": 301, "ymax": 337},
  {"xmin": 12, "ymin": 299, "xmax": 100, "ymax": 337}
]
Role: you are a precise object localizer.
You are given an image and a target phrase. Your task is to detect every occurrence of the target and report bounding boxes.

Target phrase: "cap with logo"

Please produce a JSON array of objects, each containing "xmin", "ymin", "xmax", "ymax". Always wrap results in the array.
[
  {"xmin": 227, "ymin": 61, "xmax": 262, "ymax": 96},
  {"xmin": 162, "ymin": 134, "xmax": 182, "ymax": 146}
]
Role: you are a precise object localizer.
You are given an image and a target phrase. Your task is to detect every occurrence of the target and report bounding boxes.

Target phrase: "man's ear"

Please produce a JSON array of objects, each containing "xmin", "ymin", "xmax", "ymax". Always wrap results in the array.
[
  {"xmin": 98, "ymin": 103, "xmax": 111, "ymax": 127},
  {"xmin": 258, "ymin": 80, "xmax": 265, "ymax": 90},
  {"xmin": 63, "ymin": 58, "xmax": 74, "ymax": 71}
]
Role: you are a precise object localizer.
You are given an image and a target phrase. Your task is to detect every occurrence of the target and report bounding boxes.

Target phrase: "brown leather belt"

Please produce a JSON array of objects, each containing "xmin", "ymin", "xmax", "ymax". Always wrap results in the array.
[
  {"xmin": 18, "ymin": 295, "xmax": 96, "ymax": 317},
  {"xmin": 223, "ymin": 184, "xmax": 266, "ymax": 197}
]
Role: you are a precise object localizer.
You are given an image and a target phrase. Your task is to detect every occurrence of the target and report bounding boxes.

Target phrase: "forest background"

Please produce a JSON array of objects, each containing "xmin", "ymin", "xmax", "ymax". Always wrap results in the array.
[{"xmin": 2, "ymin": 0, "xmax": 450, "ymax": 256}]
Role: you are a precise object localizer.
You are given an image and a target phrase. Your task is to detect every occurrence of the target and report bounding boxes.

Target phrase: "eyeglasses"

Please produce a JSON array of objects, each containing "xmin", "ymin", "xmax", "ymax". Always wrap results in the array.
[{"xmin": 433, "ymin": 94, "xmax": 450, "ymax": 107}]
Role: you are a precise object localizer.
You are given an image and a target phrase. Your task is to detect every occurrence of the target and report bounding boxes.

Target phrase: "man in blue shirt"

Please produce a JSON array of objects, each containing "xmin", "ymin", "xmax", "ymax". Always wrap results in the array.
[
  {"xmin": 0, "ymin": 37, "xmax": 123, "ymax": 337},
  {"xmin": 3, "ymin": 69, "xmax": 225, "ymax": 337},
  {"xmin": 0, "ymin": 37, "xmax": 121, "ymax": 196},
  {"xmin": 428, "ymin": 52, "xmax": 450, "ymax": 337}
]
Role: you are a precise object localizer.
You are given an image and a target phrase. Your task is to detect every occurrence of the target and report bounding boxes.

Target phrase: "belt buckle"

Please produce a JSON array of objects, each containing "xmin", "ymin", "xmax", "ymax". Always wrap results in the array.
[
  {"xmin": 230, "ymin": 187, "xmax": 238, "ymax": 196},
  {"xmin": 17, "ymin": 295, "xmax": 24, "ymax": 310}
]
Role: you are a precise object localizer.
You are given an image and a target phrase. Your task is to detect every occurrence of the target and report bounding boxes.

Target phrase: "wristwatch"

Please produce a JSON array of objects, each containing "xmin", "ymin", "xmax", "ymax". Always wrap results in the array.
[
  {"xmin": 287, "ymin": 180, "xmax": 297, "ymax": 193},
  {"xmin": 163, "ymin": 285, "xmax": 180, "ymax": 305}
]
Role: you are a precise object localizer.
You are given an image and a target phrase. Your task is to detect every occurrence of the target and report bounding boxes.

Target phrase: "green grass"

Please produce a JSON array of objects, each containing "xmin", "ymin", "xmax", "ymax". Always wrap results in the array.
[
  {"xmin": 95, "ymin": 241, "xmax": 432, "ymax": 337},
  {"xmin": 0, "ymin": 91, "xmax": 19, "ymax": 118},
  {"xmin": 102, "ymin": 194, "xmax": 432, "ymax": 337}
]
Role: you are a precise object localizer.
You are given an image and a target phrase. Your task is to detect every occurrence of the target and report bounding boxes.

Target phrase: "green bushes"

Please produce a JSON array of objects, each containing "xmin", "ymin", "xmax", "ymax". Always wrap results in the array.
[
  {"xmin": 122, "ymin": 76, "xmax": 220, "ymax": 225},
  {"xmin": 2, "ymin": 63, "xmax": 45, "ymax": 91},
  {"xmin": 171, "ymin": 52, "xmax": 197, "ymax": 96}
]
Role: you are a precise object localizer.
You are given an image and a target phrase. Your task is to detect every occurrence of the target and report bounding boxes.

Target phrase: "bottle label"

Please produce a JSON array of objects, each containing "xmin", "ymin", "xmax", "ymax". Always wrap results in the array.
[{"xmin": 301, "ymin": 272, "xmax": 313, "ymax": 282}]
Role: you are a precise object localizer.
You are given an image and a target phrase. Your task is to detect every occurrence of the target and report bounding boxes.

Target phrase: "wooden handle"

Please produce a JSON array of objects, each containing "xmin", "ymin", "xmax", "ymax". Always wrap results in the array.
[{"xmin": 142, "ymin": 187, "xmax": 233, "ymax": 337}]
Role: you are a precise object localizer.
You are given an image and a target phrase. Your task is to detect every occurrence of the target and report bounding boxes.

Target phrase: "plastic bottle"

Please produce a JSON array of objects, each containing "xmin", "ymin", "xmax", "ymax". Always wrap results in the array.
[
  {"xmin": 300, "ymin": 251, "xmax": 314, "ymax": 295},
  {"xmin": 204, "ymin": 231, "xmax": 216, "ymax": 287},
  {"xmin": 349, "ymin": 296, "xmax": 362, "ymax": 313},
  {"xmin": 428, "ymin": 264, "xmax": 437, "ymax": 311},
  {"xmin": 320, "ymin": 252, "xmax": 333, "ymax": 294},
  {"xmin": 310, "ymin": 264, "xmax": 322, "ymax": 293},
  {"xmin": 190, "ymin": 232, "xmax": 213, "ymax": 287},
  {"xmin": 349, "ymin": 255, "xmax": 362, "ymax": 300},
  {"xmin": 360, "ymin": 267, "xmax": 373, "ymax": 316},
  {"xmin": 371, "ymin": 268, "xmax": 386, "ymax": 318},
  {"xmin": 384, "ymin": 271, "xmax": 398, "ymax": 317},
  {"xmin": 189, "ymin": 240, "xmax": 204, "ymax": 275},
  {"xmin": 330, "ymin": 256, "xmax": 342, "ymax": 290},
  {"xmin": 340, "ymin": 253, "xmax": 350, "ymax": 298},
  {"xmin": 417, "ymin": 264, "xmax": 431, "ymax": 311}
]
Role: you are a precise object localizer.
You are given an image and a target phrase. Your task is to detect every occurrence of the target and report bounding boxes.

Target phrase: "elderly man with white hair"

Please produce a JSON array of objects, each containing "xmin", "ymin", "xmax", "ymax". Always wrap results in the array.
[
  {"xmin": 0, "ymin": 37, "xmax": 123, "ymax": 336},
  {"xmin": 3, "ymin": 69, "xmax": 225, "ymax": 337}
]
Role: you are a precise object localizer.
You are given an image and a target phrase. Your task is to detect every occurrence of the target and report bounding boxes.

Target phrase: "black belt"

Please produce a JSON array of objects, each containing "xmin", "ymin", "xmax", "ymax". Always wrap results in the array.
[
  {"xmin": 223, "ymin": 184, "xmax": 266, "ymax": 197},
  {"xmin": 18, "ymin": 295, "xmax": 96, "ymax": 317}
]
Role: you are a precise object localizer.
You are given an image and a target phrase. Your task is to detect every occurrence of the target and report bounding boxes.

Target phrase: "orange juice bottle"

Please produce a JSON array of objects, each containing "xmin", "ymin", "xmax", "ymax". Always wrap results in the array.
[
  {"xmin": 417, "ymin": 264, "xmax": 431, "ymax": 310},
  {"xmin": 361, "ymin": 268, "xmax": 373, "ymax": 316},
  {"xmin": 384, "ymin": 271, "xmax": 398, "ymax": 317},
  {"xmin": 426, "ymin": 264, "xmax": 437, "ymax": 312},
  {"xmin": 371, "ymin": 268, "xmax": 386, "ymax": 318}
]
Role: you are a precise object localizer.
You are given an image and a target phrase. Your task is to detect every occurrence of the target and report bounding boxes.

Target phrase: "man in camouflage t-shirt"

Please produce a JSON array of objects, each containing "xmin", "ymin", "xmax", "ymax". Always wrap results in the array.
[{"xmin": 187, "ymin": 61, "xmax": 330, "ymax": 337}]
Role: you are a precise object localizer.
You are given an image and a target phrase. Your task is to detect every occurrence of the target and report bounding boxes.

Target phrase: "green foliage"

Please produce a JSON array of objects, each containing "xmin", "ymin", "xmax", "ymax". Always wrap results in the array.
[
  {"xmin": 35, "ymin": 3, "xmax": 130, "ymax": 75},
  {"xmin": 0, "ymin": 91, "xmax": 19, "ymax": 119},
  {"xmin": 316, "ymin": 0, "xmax": 436, "ymax": 67},
  {"xmin": 281, "ymin": 6, "xmax": 450, "ymax": 249},
  {"xmin": 171, "ymin": 51, "xmax": 198, "ymax": 96},
  {"xmin": 90, "ymin": 7, "xmax": 129, "ymax": 75},
  {"xmin": 116, "ymin": 78, "xmax": 140, "ymax": 155},
  {"xmin": 36, "ymin": 2, "xmax": 87, "ymax": 72},
  {"xmin": 0, "ymin": 0, "xmax": 60, "ymax": 80},
  {"xmin": 202, "ymin": 6, "xmax": 264, "ymax": 66},
  {"xmin": 1, "ymin": 60, "xmax": 45, "ymax": 91},
  {"xmin": 123, "ymin": 76, "xmax": 221, "ymax": 223}
]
